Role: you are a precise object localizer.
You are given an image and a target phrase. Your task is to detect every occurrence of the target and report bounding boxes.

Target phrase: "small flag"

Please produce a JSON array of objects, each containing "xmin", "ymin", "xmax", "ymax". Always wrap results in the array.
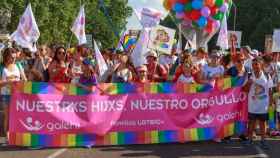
[
  {"xmin": 11, "ymin": 4, "xmax": 40, "ymax": 52},
  {"xmin": 217, "ymin": 13, "xmax": 229, "ymax": 50},
  {"xmin": 94, "ymin": 40, "xmax": 108, "ymax": 78},
  {"xmin": 71, "ymin": 5, "xmax": 87, "ymax": 45}
]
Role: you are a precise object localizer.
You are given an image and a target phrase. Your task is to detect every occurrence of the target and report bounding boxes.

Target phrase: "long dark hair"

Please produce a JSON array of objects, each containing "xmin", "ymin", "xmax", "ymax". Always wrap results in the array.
[
  {"xmin": 53, "ymin": 46, "xmax": 66, "ymax": 63},
  {"xmin": 2, "ymin": 48, "xmax": 16, "ymax": 65}
]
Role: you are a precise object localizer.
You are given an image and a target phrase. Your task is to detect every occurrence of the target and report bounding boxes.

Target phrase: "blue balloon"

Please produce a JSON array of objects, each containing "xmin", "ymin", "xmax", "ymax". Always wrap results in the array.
[
  {"xmin": 197, "ymin": 16, "xmax": 208, "ymax": 28},
  {"xmin": 192, "ymin": 0, "xmax": 203, "ymax": 10},
  {"xmin": 173, "ymin": 3, "xmax": 184, "ymax": 12}
]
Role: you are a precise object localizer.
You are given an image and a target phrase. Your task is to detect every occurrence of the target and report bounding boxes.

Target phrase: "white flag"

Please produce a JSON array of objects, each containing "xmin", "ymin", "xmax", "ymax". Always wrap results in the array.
[
  {"xmin": 71, "ymin": 5, "xmax": 87, "ymax": 45},
  {"xmin": 94, "ymin": 40, "xmax": 108, "ymax": 78},
  {"xmin": 11, "ymin": 4, "xmax": 40, "ymax": 52},
  {"xmin": 217, "ymin": 14, "xmax": 229, "ymax": 50},
  {"xmin": 131, "ymin": 28, "xmax": 150, "ymax": 67},
  {"xmin": 131, "ymin": 8, "xmax": 163, "ymax": 67}
]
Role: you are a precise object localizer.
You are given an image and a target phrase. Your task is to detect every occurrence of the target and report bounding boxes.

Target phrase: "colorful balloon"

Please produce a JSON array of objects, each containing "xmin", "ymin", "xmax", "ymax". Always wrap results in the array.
[
  {"xmin": 206, "ymin": 21, "xmax": 214, "ymax": 33},
  {"xmin": 197, "ymin": 16, "xmax": 208, "ymax": 28},
  {"xmin": 190, "ymin": 10, "xmax": 201, "ymax": 21},
  {"xmin": 176, "ymin": 12, "xmax": 185, "ymax": 19},
  {"xmin": 205, "ymin": 0, "xmax": 215, "ymax": 7},
  {"xmin": 178, "ymin": 0, "xmax": 189, "ymax": 4},
  {"xmin": 192, "ymin": 0, "xmax": 203, "ymax": 10},
  {"xmin": 210, "ymin": 6, "xmax": 219, "ymax": 16},
  {"xmin": 201, "ymin": 6, "xmax": 211, "ymax": 17},
  {"xmin": 213, "ymin": 11, "xmax": 224, "ymax": 20},
  {"xmin": 219, "ymin": 3, "xmax": 229, "ymax": 13},
  {"xmin": 215, "ymin": 0, "xmax": 224, "ymax": 7},
  {"xmin": 213, "ymin": 20, "xmax": 221, "ymax": 29},
  {"xmin": 184, "ymin": 2, "xmax": 192, "ymax": 12},
  {"xmin": 173, "ymin": 3, "xmax": 184, "ymax": 12}
]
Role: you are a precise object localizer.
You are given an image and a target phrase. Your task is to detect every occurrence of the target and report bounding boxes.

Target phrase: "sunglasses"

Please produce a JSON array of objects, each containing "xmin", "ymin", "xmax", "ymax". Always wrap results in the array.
[{"xmin": 58, "ymin": 51, "xmax": 66, "ymax": 55}]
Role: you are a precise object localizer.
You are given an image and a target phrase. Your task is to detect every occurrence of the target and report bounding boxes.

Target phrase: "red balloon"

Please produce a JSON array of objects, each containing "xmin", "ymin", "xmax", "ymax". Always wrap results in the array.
[
  {"xmin": 178, "ymin": 0, "xmax": 189, "ymax": 4},
  {"xmin": 210, "ymin": 6, "xmax": 219, "ymax": 16},
  {"xmin": 190, "ymin": 10, "xmax": 201, "ymax": 21},
  {"xmin": 184, "ymin": 11, "xmax": 192, "ymax": 20},
  {"xmin": 206, "ymin": 20, "xmax": 214, "ymax": 33},
  {"xmin": 205, "ymin": 0, "xmax": 215, "ymax": 7}
]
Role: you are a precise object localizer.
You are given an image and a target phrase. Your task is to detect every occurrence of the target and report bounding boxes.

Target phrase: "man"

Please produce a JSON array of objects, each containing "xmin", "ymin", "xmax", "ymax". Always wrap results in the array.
[{"xmin": 146, "ymin": 51, "xmax": 168, "ymax": 82}]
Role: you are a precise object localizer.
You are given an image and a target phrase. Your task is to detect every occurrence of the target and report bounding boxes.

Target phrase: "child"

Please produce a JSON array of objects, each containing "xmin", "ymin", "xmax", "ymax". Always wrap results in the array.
[
  {"xmin": 177, "ymin": 62, "xmax": 195, "ymax": 84},
  {"xmin": 244, "ymin": 57, "xmax": 273, "ymax": 150},
  {"xmin": 75, "ymin": 58, "xmax": 98, "ymax": 93}
]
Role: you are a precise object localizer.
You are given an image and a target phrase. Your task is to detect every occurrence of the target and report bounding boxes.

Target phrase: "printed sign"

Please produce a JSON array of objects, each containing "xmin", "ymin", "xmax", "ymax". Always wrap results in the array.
[
  {"xmin": 148, "ymin": 25, "xmax": 176, "ymax": 54},
  {"xmin": 228, "ymin": 31, "xmax": 242, "ymax": 48}
]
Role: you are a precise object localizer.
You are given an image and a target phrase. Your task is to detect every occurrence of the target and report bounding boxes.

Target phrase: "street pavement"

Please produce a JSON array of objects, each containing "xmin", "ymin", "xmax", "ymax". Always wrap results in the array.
[{"xmin": 1, "ymin": 137, "xmax": 280, "ymax": 158}]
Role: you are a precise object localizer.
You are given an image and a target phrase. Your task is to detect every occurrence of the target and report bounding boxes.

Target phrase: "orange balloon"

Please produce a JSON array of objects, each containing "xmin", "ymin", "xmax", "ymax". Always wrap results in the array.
[
  {"xmin": 163, "ymin": 0, "xmax": 176, "ymax": 11},
  {"xmin": 205, "ymin": 0, "xmax": 215, "ymax": 7}
]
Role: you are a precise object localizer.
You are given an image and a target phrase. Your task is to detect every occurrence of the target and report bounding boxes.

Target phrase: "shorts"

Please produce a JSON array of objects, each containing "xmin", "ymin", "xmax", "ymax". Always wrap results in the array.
[
  {"xmin": 0, "ymin": 95, "xmax": 11, "ymax": 108},
  {"xmin": 248, "ymin": 113, "xmax": 268, "ymax": 121}
]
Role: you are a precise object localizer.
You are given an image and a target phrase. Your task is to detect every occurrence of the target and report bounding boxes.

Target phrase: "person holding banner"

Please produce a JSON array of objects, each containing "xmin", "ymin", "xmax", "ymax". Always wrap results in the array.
[
  {"xmin": 110, "ymin": 52, "xmax": 133, "ymax": 83},
  {"xmin": 134, "ymin": 65, "xmax": 149, "ymax": 83},
  {"xmin": 146, "ymin": 50, "xmax": 168, "ymax": 82},
  {"xmin": 48, "ymin": 46, "xmax": 71, "ymax": 83},
  {"xmin": 0, "ymin": 48, "xmax": 27, "ymax": 146},
  {"xmin": 200, "ymin": 50, "xmax": 224, "ymax": 84}
]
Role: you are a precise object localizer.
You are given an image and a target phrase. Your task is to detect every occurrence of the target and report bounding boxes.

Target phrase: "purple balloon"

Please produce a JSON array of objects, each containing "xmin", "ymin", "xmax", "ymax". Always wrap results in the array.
[
  {"xmin": 176, "ymin": 12, "xmax": 185, "ymax": 19},
  {"xmin": 201, "ymin": 7, "xmax": 211, "ymax": 18},
  {"xmin": 213, "ymin": 20, "xmax": 221, "ymax": 29},
  {"xmin": 182, "ymin": 19, "xmax": 192, "ymax": 27},
  {"xmin": 219, "ymin": 3, "xmax": 229, "ymax": 13}
]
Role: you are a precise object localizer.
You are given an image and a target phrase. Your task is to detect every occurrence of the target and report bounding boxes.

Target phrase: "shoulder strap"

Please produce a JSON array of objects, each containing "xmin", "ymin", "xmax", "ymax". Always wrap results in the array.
[{"xmin": 0, "ymin": 64, "xmax": 4, "ymax": 77}]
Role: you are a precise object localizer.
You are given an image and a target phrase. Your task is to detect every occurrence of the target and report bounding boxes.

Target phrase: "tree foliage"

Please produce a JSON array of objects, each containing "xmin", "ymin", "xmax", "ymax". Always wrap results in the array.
[
  {"xmin": 161, "ymin": 0, "xmax": 280, "ymax": 51},
  {"xmin": 227, "ymin": 0, "xmax": 280, "ymax": 51},
  {"xmin": 0, "ymin": 0, "xmax": 132, "ymax": 48}
]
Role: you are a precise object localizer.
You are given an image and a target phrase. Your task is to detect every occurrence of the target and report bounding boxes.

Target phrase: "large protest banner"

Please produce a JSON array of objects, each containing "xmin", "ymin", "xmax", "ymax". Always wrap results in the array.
[{"xmin": 8, "ymin": 78, "xmax": 247, "ymax": 147}]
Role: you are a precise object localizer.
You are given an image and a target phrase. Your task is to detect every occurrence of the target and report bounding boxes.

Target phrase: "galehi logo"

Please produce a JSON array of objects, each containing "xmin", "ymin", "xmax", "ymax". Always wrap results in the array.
[
  {"xmin": 19, "ymin": 117, "xmax": 44, "ymax": 131},
  {"xmin": 195, "ymin": 113, "xmax": 214, "ymax": 125}
]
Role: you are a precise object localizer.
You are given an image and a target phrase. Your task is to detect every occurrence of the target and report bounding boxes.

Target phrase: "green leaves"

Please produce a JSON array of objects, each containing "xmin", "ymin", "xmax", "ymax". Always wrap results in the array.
[{"xmin": 0, "ymin": 0, "xmax": 132, "ymax": 48}]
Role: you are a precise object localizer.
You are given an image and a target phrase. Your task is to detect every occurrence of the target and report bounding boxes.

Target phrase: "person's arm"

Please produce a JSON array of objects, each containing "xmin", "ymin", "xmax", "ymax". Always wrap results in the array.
[{"xmin": 17, "ymin": 63, "xmax": 27, "ymax": 81}]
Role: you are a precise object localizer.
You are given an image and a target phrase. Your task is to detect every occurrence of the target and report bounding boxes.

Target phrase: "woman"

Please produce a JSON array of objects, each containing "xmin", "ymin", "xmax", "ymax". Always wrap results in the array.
[
  {"xmin": 0, "ymin": 48, "xmax": 27, "ymax": 145},
  {"xmin": 200, "ymin": 50, "xmax": 224, "ymax": 84},
  {"xmin": 134, "ymin": 65, "xmax": 149, "ymax": 83},
  {"xmin": 48, "ymin": 46, "xmax": 71, "ymax": 83},
  {"xmin": 110, "ymin": 52, "xmax": 133, "ymax": 83},
  {"xmin": 176, "ymin": 61, "xmax": 196, "ymax": 84},
  {"xmin": 32, "ymin": 45, "xmax": 52, "ymax": 81}
]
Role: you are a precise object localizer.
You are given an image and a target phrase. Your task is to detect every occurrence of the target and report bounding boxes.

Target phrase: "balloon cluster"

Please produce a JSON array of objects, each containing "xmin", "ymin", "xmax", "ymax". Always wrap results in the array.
[{"xmin": 163, "ymin": 0, "xmax": 232, "ymax": 33}]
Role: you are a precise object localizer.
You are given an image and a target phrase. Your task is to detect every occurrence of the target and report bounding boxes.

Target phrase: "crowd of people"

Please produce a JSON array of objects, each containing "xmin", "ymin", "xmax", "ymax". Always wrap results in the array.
[{"xmin": 0, "ymin": 44, "xmax": 280, "ymax": 150}]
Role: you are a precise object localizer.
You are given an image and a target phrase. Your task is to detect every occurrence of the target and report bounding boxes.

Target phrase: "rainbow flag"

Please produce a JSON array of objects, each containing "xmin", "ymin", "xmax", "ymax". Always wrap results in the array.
[
  {"xmin": 6, "ymin": 77, "xmax": 245, "ymax": 96},
  {"xmin": 8, "ymin": 121, "xmax": 246, "ymax": 147}
]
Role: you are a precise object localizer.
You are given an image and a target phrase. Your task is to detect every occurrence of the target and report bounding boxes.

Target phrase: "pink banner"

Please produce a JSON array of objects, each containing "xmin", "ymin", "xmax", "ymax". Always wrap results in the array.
[{"xmin": 9, "ymin": 88, "xmax": 247, "ymax": 136}]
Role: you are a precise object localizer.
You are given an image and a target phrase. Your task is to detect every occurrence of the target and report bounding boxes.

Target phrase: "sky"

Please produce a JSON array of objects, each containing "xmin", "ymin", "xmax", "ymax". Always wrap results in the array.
[{"xmin": 126, "ymin": 0, "xmax": 167, "ymax": 30}]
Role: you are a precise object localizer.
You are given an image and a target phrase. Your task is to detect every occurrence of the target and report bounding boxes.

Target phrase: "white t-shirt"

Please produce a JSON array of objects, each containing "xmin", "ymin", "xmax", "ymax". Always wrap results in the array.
[
  {"xmin": 71, "ymin": 62, "xmax": 82, "ymax": 83},
  {"xmin": 248, "ymin": 72, "xmax": 273, "ymax": 114},
  {"xmin": 202, "ymin": 64, "xmax": 224, "ymax": 80},
  {"xmin": 271, "ymin": 62, "xmax": 280, "ymax": 85},
  {"xmin": 177, "ymin": 74, "xmax": 195, "ymax": 84},
  {"xmin": 244, "ymin": 58, "xmax": 253, "ymax": 72},
  {"xmin": 1, "ymin": 64, "xmax": 21, "ymax": 95},
  {"xmin": 192, "ymin": 57, "xmax": 207, "ymax": 67},
  {"xmin": 2, "ymin": 65, "xmax": 21, "ymax": 82}
]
